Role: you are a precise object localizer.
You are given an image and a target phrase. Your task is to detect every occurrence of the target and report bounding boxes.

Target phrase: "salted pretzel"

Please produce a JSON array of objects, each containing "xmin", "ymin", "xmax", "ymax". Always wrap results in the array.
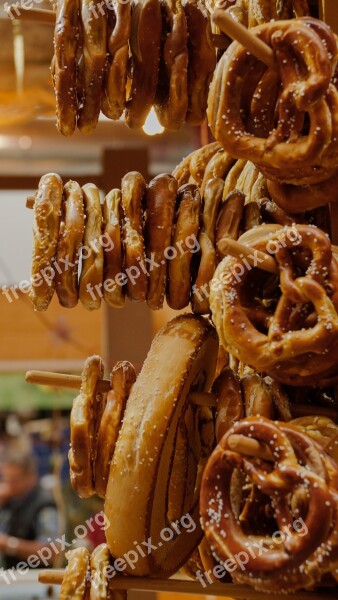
[
  {"xmin": 212, "ymin": 366, "xmax": 243, "ymax": 443},
  {"xmin": 29, "ymin": 173, "xmax": 63, "ymax": 311},
  {"xmin": 192, "ymin": 177, "xmax": 223, "ymax": 314},
  {"xmin": 267, "ymin": 172, "xmax": 338, "ymax": 213},
  {"xmin": 200, "ymin": 416, "xmax": 338, "ymax": 592},
  {"xmin": 183, "ymin": 0, "xmax": 216, "ymax": 125},
  {"xmin": 215, "ymin": 190, "xmax": 245, "ymax": 260},
  {"xmin": 210, "ymin": 224, "xmax": 338, "ymax": 386},
  {"xmin": 145, "ymin": 174, "xmax": 177, "ymax": 309},
  {"xmin": 154, "ymin": 0, "xmax": 188, "ymax": 130},
  {"xmin": 189, "ymin": 142, "xmax": 221, "ymax": 186},
  {"xmin": 200, "ymin": 149, "xmax": 235, "ymax": 196},
  {"xmin": 55, "ymin": 180, "xmax": 84, "ymax": 308},
  {"xmin": 52, "ymin": 0, "xmax": 79, "ymax": 136},
  {"xmin": 121, "ymin": 172, "xmax": 148, "ymax": 302},
  {"xmin": 241, "ymin": 372, "xmax": 274, "ymax": 418},
  {"xmin": 79, "ymin": 184, "xmax": 104, "ymax": 310},
  {"xmin": 69, "ymin": 355, "xmax": 104, "ymax": 498},
  {"xmin": 105, "ymin": 315, "xmax": 218, "ymax": 576},
  {"xmin": 94, "ymin": 361, "xmax": 136, "ymax": 499},
  {"xmin": 291, "ymin": 416, "xmax": 338, "ymax": 462},
  {"xmin": 101, "ymin": 0, "xmax": 131, "ymax": 120},
  {"xmin": 77, "ymin": 1, "xmax": 107, "ymax": 134},
  {"xmin": 102, "ymin": 189, "xmax": 125, "ymax": 308},
  {"xmin": 89, "ymin": 544, "xmax": 110, "ymax": 600},
  {"xmin": 167, "ymin": 184, "xmax": 201, "ymax": 309},
  {"xmin": 208, "ymin": 17, "xmax": 338, "ymax": 186},
  {"xmin": 125, "ymin": 0, "xmax": 162, "ymax": 128},
  {"xmin": 60, "ymin": 547, "xmax": 90, "ymax": 600}
]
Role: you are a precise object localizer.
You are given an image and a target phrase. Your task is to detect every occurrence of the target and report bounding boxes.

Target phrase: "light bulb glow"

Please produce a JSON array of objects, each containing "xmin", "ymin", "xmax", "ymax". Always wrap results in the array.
[{"xmin": 142, "ymin": 108, "xmax": 165, "ymax": 136}]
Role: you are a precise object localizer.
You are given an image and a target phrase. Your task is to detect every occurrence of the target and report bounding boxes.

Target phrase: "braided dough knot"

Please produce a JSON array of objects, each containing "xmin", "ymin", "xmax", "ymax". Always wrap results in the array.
[
  {"xmin": 208, "ymin": 17, "xmax": 338, "ymax": 185},
  {"xmin": 200, "ymin": 416, "xmax": 338, "ymax": 592},
  {"xmin": 210, "ymin": 224, "xmax": 338, "ymax": 385}
]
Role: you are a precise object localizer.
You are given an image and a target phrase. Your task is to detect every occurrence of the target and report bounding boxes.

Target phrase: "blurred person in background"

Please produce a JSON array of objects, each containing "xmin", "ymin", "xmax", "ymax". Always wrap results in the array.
[{"xmin": 0, "ymin": 449, "xmax": 59, "ymax": 569}]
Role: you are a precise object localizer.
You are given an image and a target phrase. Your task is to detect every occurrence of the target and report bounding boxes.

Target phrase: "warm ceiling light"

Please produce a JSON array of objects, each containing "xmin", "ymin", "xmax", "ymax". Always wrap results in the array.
[{"xmin": 142, "ymin": 107, "xmax": 164, "ymax": 136}]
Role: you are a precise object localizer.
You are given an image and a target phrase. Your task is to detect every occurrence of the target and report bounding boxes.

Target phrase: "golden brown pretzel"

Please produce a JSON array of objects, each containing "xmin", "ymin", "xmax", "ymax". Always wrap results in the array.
[
  {"xmin": 89, "ymin": 544, "xmax": 110, "ymax": 600},
  {"xmin": 52, "ymin": 0, "xmax": 80, "ymax": 136},
  {"xmin": 192, "ymin": 177, "xmax": 223, "ymax": 314},
  {"xmin": 200, "ymin": 416, "xmax": 338, "ymax": 593},
  {"xmin": 208, "ymin": 17, "xmax": 338, "ymax": 185},
  {"xmin": 167, "ymin": 184, "xmax": 201, "ymax": 309},
  {"xmin": 79, "ymin": 184, "xmax": 104, "ymax": 310},
  {"xmin": 213, "ymin": 366, "xmax": 243, "ymax": 443},
  {"xmin": 155, "ymin": 0, "xmax": 188, "ymax": 130},
  {"xmin": 210, "ymin": 224, "xmax": 338, "ymax": 386},
  {"xmin": 200, "ymin": 148, "xmax": 235, "ymax": 196},
  {"xmin": 241, "ymin": 372, "xmax": 273, "ymax": 418},
  {"xmin": 77, "ymin": 1, "xmax": 107, "ymax": 134},
  {"xmin": 125, "ymin": 0, "xmax": 162, "ymax": 128},
  {"xmin": 69, "ymin": 356, "xmax": 104, "ymax": 498},
  {"xmin": 105, "ymin": 315, "xmax": 218, "ymax": 576},
  {"xmin": 291, "ymin": 416, "xmax": 338, "ymax": 463},
  {"xmin": 145, "ymin": 174, "xmax": 177, "ymax": 309},
  {"xmin": 61, "ymin": 547, "xmax": 90, "ymax": 600},
  {"xmin": 121, "ymin": 171, "xmax": 148, "ymax": 302},
  {"xmin": 101, "ymin": 0, "xmax": 131, "ymax": 120},
  {"xmin": 267, "ymin": 172, "xmax": 338, "ymax": 213},
  {"xmin": 94, "ymin": 361, "xmax": 136, "ymax": 499},
  {"xmin": 55, "ymin": 180, "xmax": 84, "ymax": 308},
  {"xmin": 183, "ymin": 0, "xmax": 216, "ymax": 125},
  {"xmin": 222, "ymin": 159, "xmax": 247, "ymax": 200},
  {"xmin": 102, "ymin": 189, "xmax": 125, "ymax": 308},
  {"xmin": 29, "ymin": 173, "xmax": 63, "ymax": 311},
  {"xmin": 189, "ymin": 142, "xmax": 221, "ymax": 186},
  {"xmin": 215, "ymin": 190, "xmax": 245, "ymax": 261}
]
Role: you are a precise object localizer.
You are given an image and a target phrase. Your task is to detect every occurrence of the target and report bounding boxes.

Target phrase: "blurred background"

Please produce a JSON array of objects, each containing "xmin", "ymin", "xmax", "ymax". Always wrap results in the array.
[{"xmin": 0, "ymin": 4, "xmax": 218, "ymax": 600}]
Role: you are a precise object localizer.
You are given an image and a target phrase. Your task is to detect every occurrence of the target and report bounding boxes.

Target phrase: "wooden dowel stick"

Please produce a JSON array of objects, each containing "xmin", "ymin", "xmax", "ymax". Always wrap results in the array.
[
  {"xmin": 25, "ymin": 370, "xmax": 338, "ymax": 421},
  {"xmin": 37, "ymin": 573, "xmax": 331, "ymax": 599},
  {"xmin": 25, "ymin": 370, "xmax": 112, "ymax": 393},
  {"xmin": 228, "ymin": 433, "xmax": 274, "ymax": 461},
  {"xmin": 5, "ymin": 7, "xmax": 56, "ymax": 24},
  {"xmin": 217, "ymin": 237, "xmax": 279, "ymax": 274},
  {"xmin": 212, "ymin": 9, "xmax": 276, "ymax": 69}
]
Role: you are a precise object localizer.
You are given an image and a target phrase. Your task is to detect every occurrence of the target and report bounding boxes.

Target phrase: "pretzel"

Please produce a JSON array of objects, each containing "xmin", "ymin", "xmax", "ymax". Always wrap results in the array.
[
  {"xmin": 241, "ymin": 372, "xmax": 273, "ymax": 417},
  {"xmin": 89, "ymin": 544, "xmax": 110, "ymax": 600},
  {"xmin": 167, "ymin": 184, "xmax": 201, "ymax": 310},
  {"xmin": 101, "ymin": 1, "xmax": 131, "ymax": 120},
  {"xmin": 172, "ymin": 142, "xmax": 220, "ymax": 187},
  {"xmin": 94, "ymin": 361, "xmax": 136, "ymax": 499},
  {"xmin": 105, "ymin": 315, "xmax": 218, "ymax": 576},
  {"xmin": 183, "ymin": 0, "xmax": 216, "ymax": 125},
  {"xmin": 191, "ymin": 177, "xmax": 223, "ymax": 314},
  {"xmin": 210, "ymin": 224, "xmax": 338, "ymax": 386},
  {"xmin": 77, "ymin": 1, "xmax": 107, "ymax": 134},
  {"xmin": 222, "ymin": 159, "xmax": 247, "ymax": 200},
  {"xmin": 215, "ymin": 190, "xmax": 245, "ymax": 261},
  {"xmin": 55, "ymin": 181, "xmax": 84, "ymax": 308},
  {"xmin": 52, "ymin": 0, "xmax": 79, "ymax": 136},
  {"xmin": 154, "ymin": 0, "xmax": 188, "ymax": 130},
  {"xmin": 29, "ymin": 173, "xmax": 63, "ymax": 311},
  {"xmin": 189, "ymin": 142, "xmax": 221, "ymax": 186},
  {"xmin": 60, "ymin": 547, "xmax": 90, "ymax": 600},
  {"xmin": 267, "ymin": 172, "xmax": 338, "ymax": 213},
  {"xmin": 213, "ymin": 366, "xmax": 243, "ymax": 443},
  {"xmin": 250, "ymin": 0, "xmax": 308, "ymax": 26},
  {"xmin": 257, "ymin": 197, "xmax": 296, "ymax": 226},
  {"xmin": 242, "ymin": 201, "xmax": 262, "ymax": 231},
  {"xmin": 291, "ymin": 416, "xmax": 338, "ymax": 462},
  {"xmin": 200, "ymin": 148, "xmax": 235, "ymax": 196},
  {"xmin": 125, "ymin": 0, "xmax": 162, "ymax": 128},
  {"xmin": 102, "ymin": 189, "xmax": 125, "ymax": 308},
  {"xmin": 121, "ymin": 172, "xmax": 148, "ymax": 302},
  {"xmin": 145, "ymin": 174, "xmax": 177, "ymax": 309},
  {"xmin": 208, "ymin": 17, "xmax": 338, "ymax": 186},
  {"xmin": 79, "ymin": 184, "xmax": 104, "ymax": 310},
  {"xmin": 200, "ymin": 416, "xmax": 338, "ymax": 593},
  {"xmin": 69, "ymin": 355, "xmax": 104, "ymax": 498}
]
